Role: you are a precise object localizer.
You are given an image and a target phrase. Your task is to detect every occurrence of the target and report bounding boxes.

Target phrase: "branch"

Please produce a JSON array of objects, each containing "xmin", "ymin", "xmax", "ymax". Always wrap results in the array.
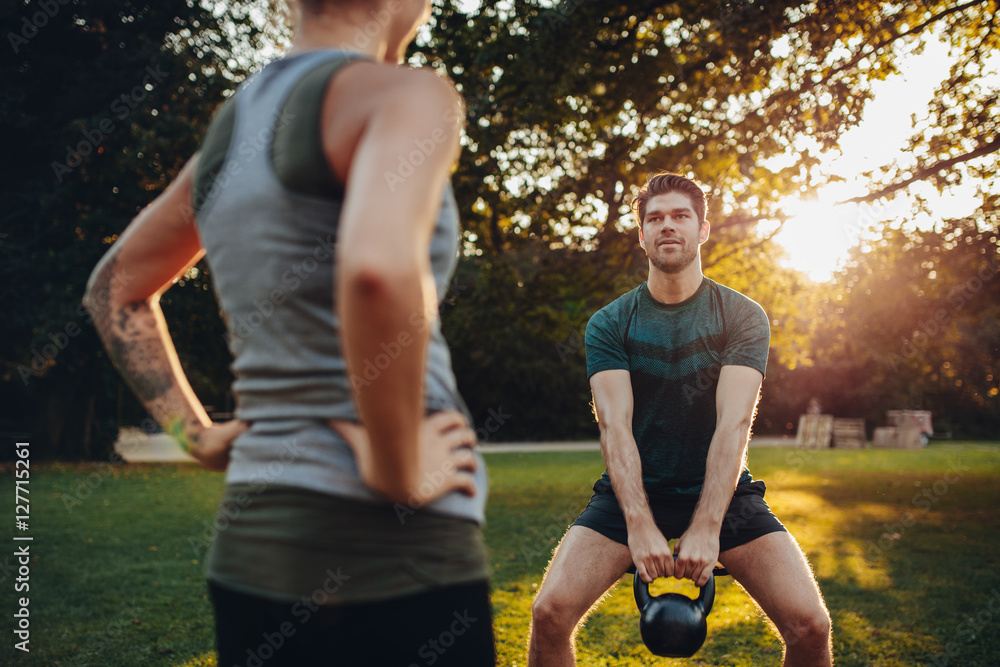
[
  {"xmin": 707, "ymin": 218, "xmax": 786, "ymax": 265},
  {"xmin": 838, "ymin": 135, "xmax": 1000, "ymax": 205},
  {"xmin": 713, "ymin": 211, "xmax": 789, "ymax": 231},
  {"xmin": 761, "ymin": 0, "xmax": 989, "ymax": 120},
  {"xmin": 823, "ymin": 0, "xmax": 988, "ymax": 83}
]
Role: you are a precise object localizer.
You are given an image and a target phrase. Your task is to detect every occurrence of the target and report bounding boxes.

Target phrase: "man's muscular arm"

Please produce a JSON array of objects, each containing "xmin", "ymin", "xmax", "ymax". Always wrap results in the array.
[
  {"xmin": 673, "ymin": 364, "xmax": 763, "ymax": 586},
  {"xmin": 590, "ymin": 369, "xmax": 675, "ymax": 583}
]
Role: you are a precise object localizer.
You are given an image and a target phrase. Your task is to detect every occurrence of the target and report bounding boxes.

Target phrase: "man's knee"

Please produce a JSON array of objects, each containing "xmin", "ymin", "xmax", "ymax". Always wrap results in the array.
[
  {"xmin": 783, "ymin": 604, "xmax": 832, "ymax": 649},
  {"xmin": 530, "ymin": 590, "xmax": 579, "ymax": 639}
]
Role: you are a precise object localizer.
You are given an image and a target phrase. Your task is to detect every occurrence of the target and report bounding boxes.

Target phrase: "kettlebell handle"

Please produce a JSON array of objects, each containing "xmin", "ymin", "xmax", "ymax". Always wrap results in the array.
[{"xmin": 633, "ymin": 571, "xmax": 716, "ymax": 616}]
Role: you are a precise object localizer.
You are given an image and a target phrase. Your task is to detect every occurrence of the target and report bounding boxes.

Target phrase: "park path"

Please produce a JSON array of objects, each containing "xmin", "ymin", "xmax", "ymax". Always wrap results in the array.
[{"xmin": 113, "ymin": 428, "xmax": 795, "ymax": 463}]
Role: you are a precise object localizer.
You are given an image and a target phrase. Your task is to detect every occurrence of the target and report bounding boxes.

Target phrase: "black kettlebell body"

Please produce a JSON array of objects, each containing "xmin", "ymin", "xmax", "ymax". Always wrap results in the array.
[{"xmin": 633, "ymin": 572, "xmax": 715, "ymax": 658}]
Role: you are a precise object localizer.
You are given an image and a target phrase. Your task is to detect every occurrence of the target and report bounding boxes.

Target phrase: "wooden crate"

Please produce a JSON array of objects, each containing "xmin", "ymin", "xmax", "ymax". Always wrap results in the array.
[
  {"xmin": 886, "ymin": 410, "xmax": 933, "ymax": 433},
  {"xmin": 833, "ymin": 418, "xmax": 866, "ymax": 448},
  {"xmin": 872, "ymin": 426, "xmax": 924, "ymax": 449},
  {"xmin": 796, "ymin": 414, "xmax": 833, "ymax": 448}
]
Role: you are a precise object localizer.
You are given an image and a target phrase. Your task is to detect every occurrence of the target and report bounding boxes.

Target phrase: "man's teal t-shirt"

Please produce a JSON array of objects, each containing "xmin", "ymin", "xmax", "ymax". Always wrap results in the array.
[{"xmin": 585, "ymin": 278, "xmax": 770, "ymax": 496}]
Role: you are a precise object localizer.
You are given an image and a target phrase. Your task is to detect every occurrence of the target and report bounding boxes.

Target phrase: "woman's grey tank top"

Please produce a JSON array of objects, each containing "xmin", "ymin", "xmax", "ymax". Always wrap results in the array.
[{"xmin": 192, "ymin": 50, "xmax": 485, "ymax": 523}]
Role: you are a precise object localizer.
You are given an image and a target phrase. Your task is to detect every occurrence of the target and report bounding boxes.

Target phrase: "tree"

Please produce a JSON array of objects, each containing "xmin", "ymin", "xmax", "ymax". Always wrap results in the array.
[
  {"xmin": 800, "ymin": 218, "xmax": 999, "ymax": 436},
  {"xmin": 420, "ymin": 0, "xmax": 891, "ymax": 436},
  {"xmin": 5, "ymin": 0, "xmax": 996, "ymax": 455},
  {"xmin": 838, "ymin": 0, "xmax": 998, "ymax": 208},
  {"xmin": 420, "ymin": 0, "xmax": 998, "ymax": 439},
  {"xmin": 0, "ymin": 0, "xmax": 270, "ymax": 458}
]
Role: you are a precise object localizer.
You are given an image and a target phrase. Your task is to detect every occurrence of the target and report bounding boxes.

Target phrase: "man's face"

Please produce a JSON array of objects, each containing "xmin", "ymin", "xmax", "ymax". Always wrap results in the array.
[{"xmin": 638, "ymin": 191, "xmax": 710, "ymax": 274}]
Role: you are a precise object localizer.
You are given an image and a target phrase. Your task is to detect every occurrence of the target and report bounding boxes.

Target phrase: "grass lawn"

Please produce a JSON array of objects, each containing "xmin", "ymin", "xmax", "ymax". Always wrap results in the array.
[{"xmin": 1, "ymin": 443, "xmax": 998, "ymax": 666}]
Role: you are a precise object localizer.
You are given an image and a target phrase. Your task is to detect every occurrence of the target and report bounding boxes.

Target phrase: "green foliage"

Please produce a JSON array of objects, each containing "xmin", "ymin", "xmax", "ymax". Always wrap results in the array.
[
  {"xmin": 802, "ymin": 219, "xmax": 999, "ymax": 436},
  {"xmin": 3, "ymin": 0, "xmax": 997, "ymax": 454},
  {"xmin": 443, "ymin": 230, "xmax": 649, "ymax": 440},
  {"xmin": 428, "ymin": 0, "xmax": 999, "ymax": 441},
  {"xmin": 1, "ymin": 0, "xmax": 267, "ymax": 456},
  {"xmin": 421, "ymin": 0, "xmax": 866, "ymax": 252},
  {"xmin": 848, "ymin": 0, "xmax": 1000, "ymax": 205}
]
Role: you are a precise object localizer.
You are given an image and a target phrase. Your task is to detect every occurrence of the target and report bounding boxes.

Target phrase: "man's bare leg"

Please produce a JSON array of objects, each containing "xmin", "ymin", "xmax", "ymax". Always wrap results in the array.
[
  {"xmin": 528, "ymin": 526, "xmax": 634, "ymax": 667},
  {"xmin": 719, "ymin": 531, "xmax": 833, "ymax": 666}
]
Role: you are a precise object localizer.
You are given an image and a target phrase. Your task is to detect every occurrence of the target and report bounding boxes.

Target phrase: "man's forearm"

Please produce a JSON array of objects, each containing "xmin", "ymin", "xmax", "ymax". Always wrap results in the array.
[
  {"xmin": 601, "ymin": 422, "xmax": 656, "ymax": 529},
  {"xmin": 689, "ymin": 420, "xmax": 750, "ymax": 531}
]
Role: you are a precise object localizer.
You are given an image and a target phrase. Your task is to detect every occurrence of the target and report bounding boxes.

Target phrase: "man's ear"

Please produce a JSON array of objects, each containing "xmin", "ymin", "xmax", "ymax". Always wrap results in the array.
[
  {"xmin": 699, "ymin": 219, "xmax": 711, "ymax": 244},
  {"xmin": 638, "ymin": 223, "xmax": 646, "ymax": 251}
]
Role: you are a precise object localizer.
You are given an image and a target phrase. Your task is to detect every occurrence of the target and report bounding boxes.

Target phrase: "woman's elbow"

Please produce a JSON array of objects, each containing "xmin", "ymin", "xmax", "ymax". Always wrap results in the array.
[
  {"xmin": 339, "ymin": 254, "xmax": 423, "ymax": 302},
  {"xmin": 81, "ymin": 268, "xmax": 109, "ymax": 316}
]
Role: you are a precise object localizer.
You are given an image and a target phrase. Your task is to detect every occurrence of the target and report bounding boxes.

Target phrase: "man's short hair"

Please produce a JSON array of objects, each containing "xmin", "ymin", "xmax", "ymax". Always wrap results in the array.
[{"xmin": 631, "ymin": 172, "xmax": 708, "ymax": 225}]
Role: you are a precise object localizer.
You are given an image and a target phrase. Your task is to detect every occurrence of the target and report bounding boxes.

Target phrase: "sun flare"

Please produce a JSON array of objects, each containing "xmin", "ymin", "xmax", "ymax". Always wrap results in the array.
[{"xmin": 772, "ymin": 196, "xmax": 872, "ymax": 282}]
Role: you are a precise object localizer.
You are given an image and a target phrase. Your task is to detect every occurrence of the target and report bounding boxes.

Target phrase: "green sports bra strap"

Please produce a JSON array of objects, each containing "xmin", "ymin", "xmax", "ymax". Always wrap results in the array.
[
  {"xmin": 193, "ymin": 96, "xmax": 237, "ymax": 216},
  {"xmin": 271, "ymin": 55, "xmax": 367, "ymax": 199}
]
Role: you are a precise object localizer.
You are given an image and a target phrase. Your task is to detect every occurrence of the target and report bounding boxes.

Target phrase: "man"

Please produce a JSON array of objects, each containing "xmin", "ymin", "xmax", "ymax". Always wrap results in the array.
[{"xmin": 528, "ymin": 173, "xmax": 832, "ymax": 666}]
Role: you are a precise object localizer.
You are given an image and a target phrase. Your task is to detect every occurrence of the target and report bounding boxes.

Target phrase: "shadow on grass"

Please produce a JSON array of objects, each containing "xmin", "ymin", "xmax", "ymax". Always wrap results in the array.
[
  {"xmin": 2, "ymin": 446, "xmax": 996, "ymax": 666},
  {"xmin": 752, "ymin": 446, "xmax": 1000, "ymax": 667},
  {"xmin": 484, "ymin": 446, "xmax": 1000, "ymax": 666}
]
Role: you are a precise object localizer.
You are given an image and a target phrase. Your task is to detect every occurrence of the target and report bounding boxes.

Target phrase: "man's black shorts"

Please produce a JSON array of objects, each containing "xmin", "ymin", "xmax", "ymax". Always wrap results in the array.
[{"xmin": 572, "ymin": 478, "xmax": 787, "ymax": 555}]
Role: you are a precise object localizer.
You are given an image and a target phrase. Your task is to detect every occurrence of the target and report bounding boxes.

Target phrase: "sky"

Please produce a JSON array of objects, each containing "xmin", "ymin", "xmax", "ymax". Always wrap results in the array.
[{"xmin": 772, "ymin": 38, "xmax": 984, "ymax": 282}]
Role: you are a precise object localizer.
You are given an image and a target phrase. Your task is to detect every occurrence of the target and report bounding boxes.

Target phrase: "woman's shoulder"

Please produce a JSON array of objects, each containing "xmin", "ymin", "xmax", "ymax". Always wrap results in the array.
[
  {"xmin": 320, "ymin": 62, "xmax": 465, "ymax": 180},
  {"xmin": 333, "ymin": 61, "xmax": 462, "ymax": 113}
]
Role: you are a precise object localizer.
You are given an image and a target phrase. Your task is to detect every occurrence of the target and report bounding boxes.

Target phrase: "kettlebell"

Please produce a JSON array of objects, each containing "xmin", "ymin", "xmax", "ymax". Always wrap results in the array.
[{"xmin": 633, "ymin": 571, "xmax": 715, "ymax": 658}]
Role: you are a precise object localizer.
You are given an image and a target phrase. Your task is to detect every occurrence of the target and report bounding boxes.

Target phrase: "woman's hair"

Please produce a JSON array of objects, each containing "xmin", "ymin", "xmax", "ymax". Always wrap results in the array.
[{"xmin": 631, "ymin": 172, "xmax": 708, "ymax": 225}]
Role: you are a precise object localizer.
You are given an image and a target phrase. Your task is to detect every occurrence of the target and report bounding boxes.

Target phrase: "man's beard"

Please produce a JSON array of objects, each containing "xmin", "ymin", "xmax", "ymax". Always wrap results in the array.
[{"xmin": 648, "ymin": 241, "xmax": 698, "ymax": 274}]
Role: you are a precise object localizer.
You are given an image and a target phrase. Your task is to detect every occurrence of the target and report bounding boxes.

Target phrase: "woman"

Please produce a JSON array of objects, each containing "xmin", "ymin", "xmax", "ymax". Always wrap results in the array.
[{"xmin": 84, "ymin": 0, "xmax": 494, "ymax": 664}]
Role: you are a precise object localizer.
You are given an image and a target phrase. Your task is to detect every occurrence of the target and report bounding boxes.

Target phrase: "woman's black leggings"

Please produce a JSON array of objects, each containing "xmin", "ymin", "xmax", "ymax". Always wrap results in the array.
[{"xmin": 209, "ymin": 579, "xmax": 496, "ymax": 667}]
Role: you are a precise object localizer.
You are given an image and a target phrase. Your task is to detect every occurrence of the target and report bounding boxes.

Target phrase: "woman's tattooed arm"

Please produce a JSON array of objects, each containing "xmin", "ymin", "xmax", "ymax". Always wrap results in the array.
[
  {"xmin": 84, "ymin": 250, "xmax": 211, "ymax": 459},
  {"xmin": 83, "ymin": 156, "xmax": 245, "ymax": 471}
]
